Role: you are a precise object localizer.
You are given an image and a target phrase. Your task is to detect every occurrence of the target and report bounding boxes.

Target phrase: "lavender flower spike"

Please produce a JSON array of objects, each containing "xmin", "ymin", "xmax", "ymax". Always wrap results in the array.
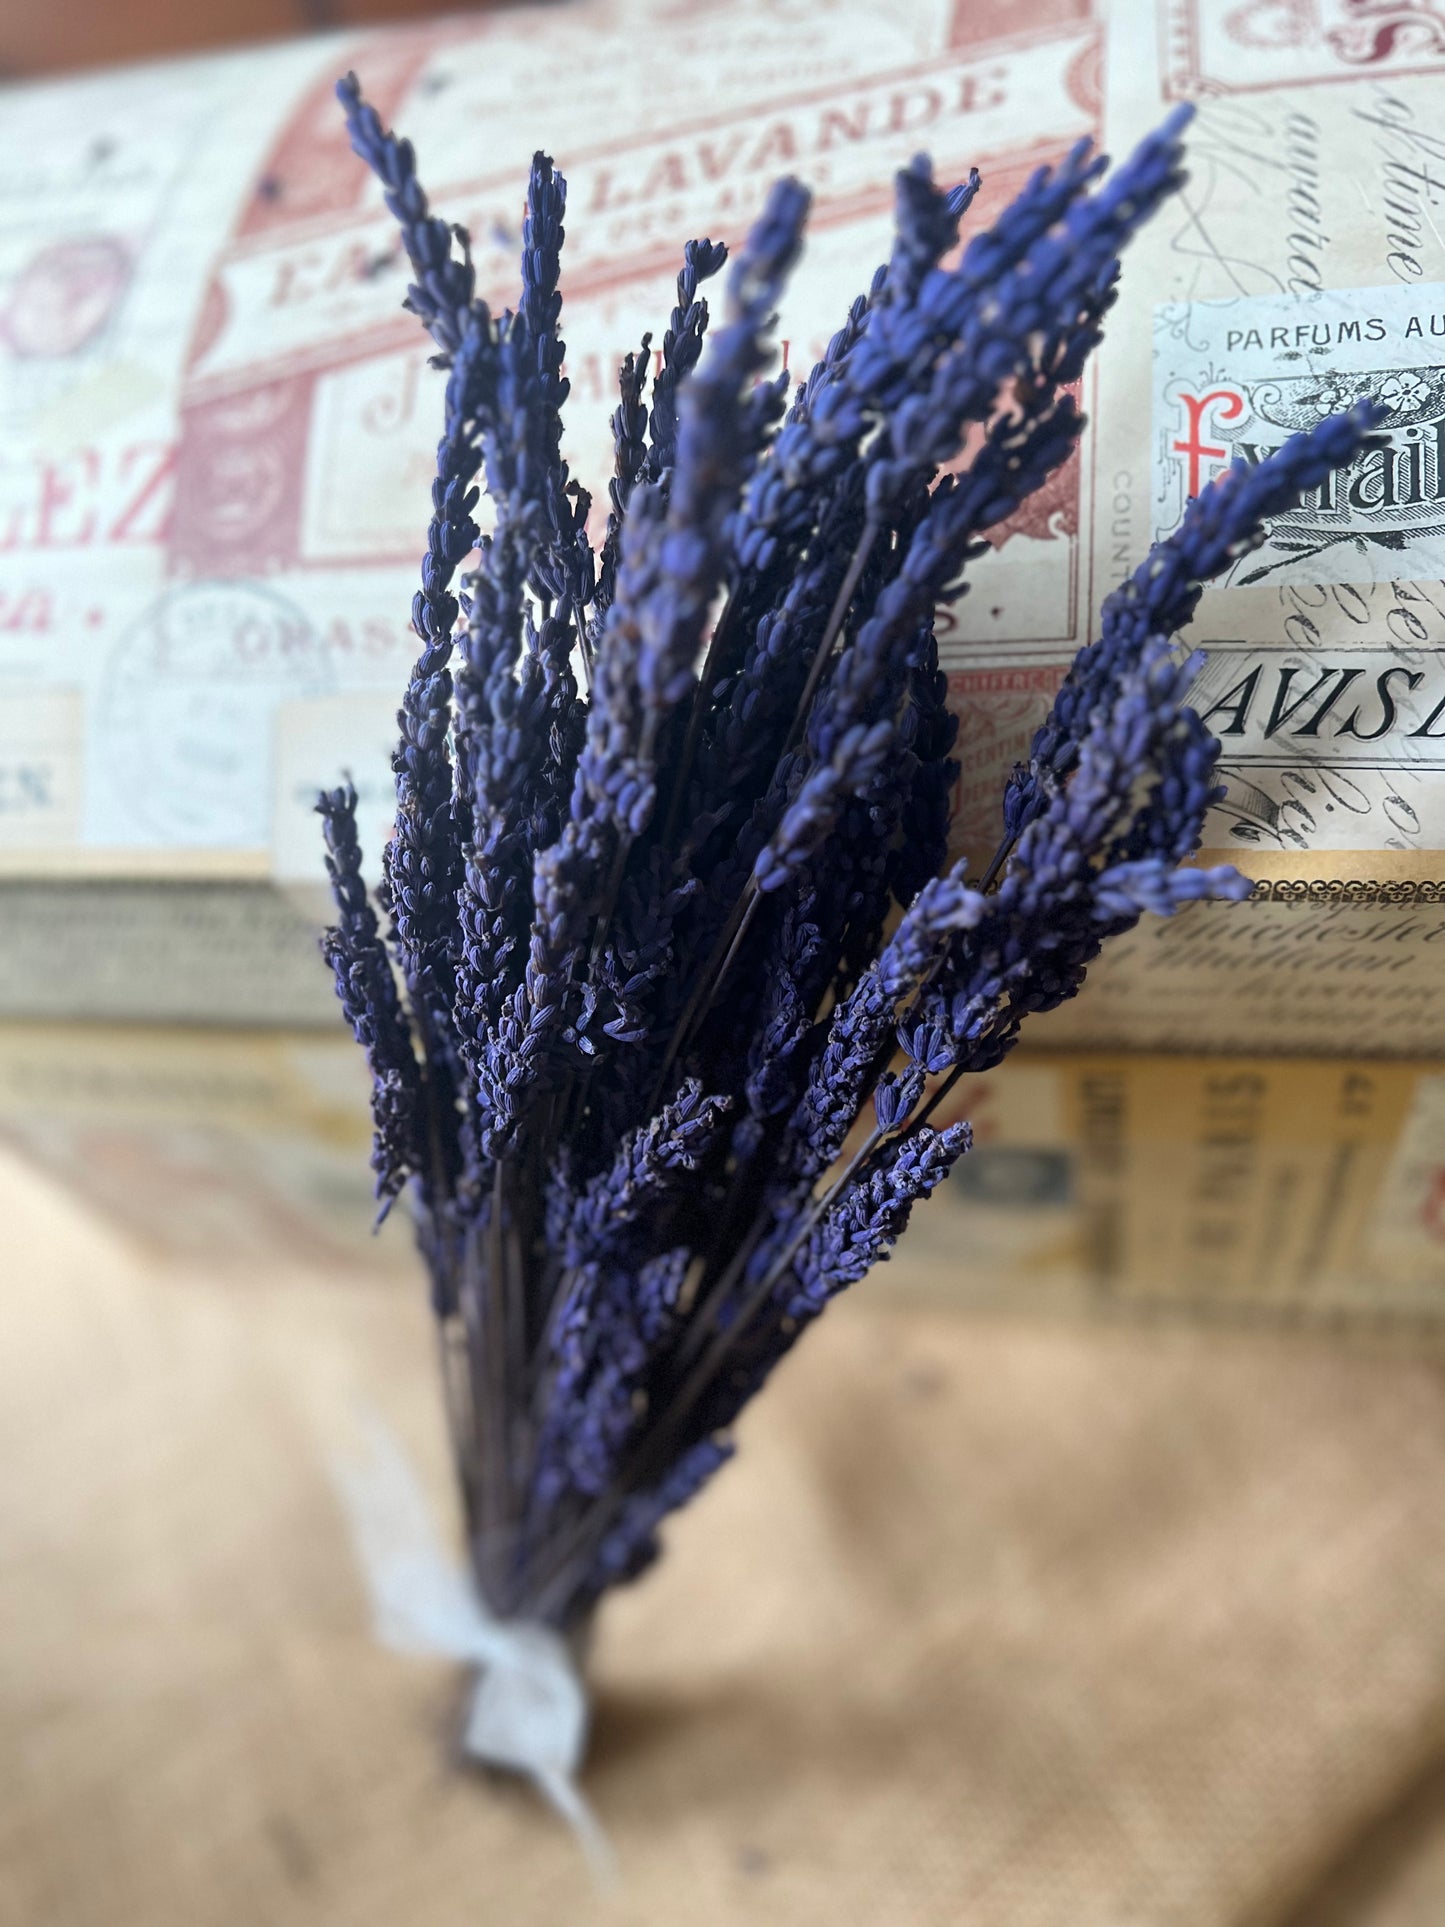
[
  {"xmin": 317, "ymin": 782, "xmax": 423, "ymax": 1212},
  {"xmin": 582, "ymin": 178, "xmax": 809, "ymax": 836},
  {"xmin": 1014, "ymin": 402, "xmax": 1384, "ymax": 833},
  {"xmin": 336, "ymin": 73, "xmax": 476, "ymax": 362}
]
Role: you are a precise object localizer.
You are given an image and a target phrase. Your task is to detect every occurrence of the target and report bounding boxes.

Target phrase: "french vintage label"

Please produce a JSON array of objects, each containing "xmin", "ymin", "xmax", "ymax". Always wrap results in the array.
[
  {"xmin": 1088, "ymin": 11, "xmax": 1445, "ymax": 870},
  {"xmin": 902, "ymin": 1050, "xmax": 1445, "ymax": 1321},
  {"xmin": 1145, "ymin": 290, "xmax": 1445, "ymax": 854},
  {"xmin": 1154, "ymin": 284, "xmax": 1445, "ymax": 587},
  {"xmin": 1029, "ymin": 890, "xmax": 1445, "ymax": 1055},
  {"xmin": 0, "ymin": 0, "xmax": 1099, "ymax": 876},
  {"xmin": 0, "ymin": 881, "xmax": 339, "ymax": 1024}
]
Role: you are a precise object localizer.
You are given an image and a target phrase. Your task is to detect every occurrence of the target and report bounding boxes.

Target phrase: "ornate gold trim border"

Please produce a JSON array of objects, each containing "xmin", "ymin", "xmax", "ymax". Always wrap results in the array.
[{"xmin": 1243, "ymin": 878, "xmax": 1445, "ymax": 905}]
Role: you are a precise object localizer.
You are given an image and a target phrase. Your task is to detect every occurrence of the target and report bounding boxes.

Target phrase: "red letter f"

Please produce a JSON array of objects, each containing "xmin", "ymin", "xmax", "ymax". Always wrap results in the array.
[{"xmin": 1172, "ymin": 387, "xmax": 1245, "ymax": 498}]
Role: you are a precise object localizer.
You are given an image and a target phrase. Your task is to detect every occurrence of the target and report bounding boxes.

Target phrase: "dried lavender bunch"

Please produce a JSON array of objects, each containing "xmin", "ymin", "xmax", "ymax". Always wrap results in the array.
[{"xmin": 323, "ymin": 77, "xmax": 1377, "ymax": 1635}]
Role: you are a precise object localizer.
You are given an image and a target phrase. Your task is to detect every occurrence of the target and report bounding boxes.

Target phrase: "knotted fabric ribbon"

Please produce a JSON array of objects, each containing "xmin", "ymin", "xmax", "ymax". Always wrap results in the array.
[{"xmin": 328, "ymin": 1414, "xmax": 613, "ymax": 1877}]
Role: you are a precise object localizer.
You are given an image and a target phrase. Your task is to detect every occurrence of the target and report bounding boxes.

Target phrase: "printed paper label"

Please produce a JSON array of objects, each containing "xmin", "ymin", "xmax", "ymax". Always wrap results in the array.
[
  {"xmin": 1368, "ymin": 1068, "xmax": 1445, "ymax": 1285},
  {"xmin": 1094, "ymin": 17, "xmax": 1445, "ymax": 868},
  {"xmin": 1154, "ymin": 283, "xmax": 1445, "ymax": 587}
]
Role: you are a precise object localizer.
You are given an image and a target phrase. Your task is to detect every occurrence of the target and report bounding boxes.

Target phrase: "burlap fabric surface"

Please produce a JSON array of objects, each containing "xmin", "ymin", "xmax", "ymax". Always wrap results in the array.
[{"xmin": 7, "ymin": 1145, "xmax": 1445, "ymax": 1927}]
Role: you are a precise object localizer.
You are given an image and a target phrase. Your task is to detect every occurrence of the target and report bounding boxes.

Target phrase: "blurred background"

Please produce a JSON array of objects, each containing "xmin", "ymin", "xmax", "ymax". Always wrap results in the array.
[
  {"xmin": 4, "ymin": 2, "xmax": 1445, "ymax": 1924},
  {"xmin": 0, "ymin": 0, "xmax": 499, "ymax": 78}
]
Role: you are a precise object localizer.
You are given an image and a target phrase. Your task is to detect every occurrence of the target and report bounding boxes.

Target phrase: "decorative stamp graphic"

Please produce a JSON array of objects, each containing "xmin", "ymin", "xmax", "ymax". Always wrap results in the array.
[
  {"xmin": 1154, "ymin": 283, "xmax": 1445, "ymax": 588},
  {"xmin": 1164, "ymin": 0, "xmax": 1445, "ymax": 95},
  {"xmin": 98, "ymin": 582, "xmax": 332, "ymax": 846},
  {"xmin": 167, "ymin": 377, "xmax": 313, "ymax": 579},
  {"xmin": 1, "ymin": 238, "xmax": 132, "ymax": 361}
]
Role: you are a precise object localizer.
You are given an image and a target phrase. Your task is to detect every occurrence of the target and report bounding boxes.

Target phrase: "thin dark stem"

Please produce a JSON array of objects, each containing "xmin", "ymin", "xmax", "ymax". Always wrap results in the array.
[
  {"xmin": 437, "ymin": 1314, "xmax": 479, "ymax": 1535},
  {"xmin": 458, "ymin": 1240, "xmax": 497, "ymax": 1599},
  {"xmin": 977, "ymin": 834, "xmax": 1015, "ymax": 894},
  {"xmin": 662, "ymin": 512, "xmax": 878, "ymax": 851},
  {"xmin": 782, "ymin": 515, "xmax": 880, "ymax": 755},
  {"xmin": 504, "ymin": 1197, "xmax": 528, "ymax": 1512},
  {"xmin": 479, "ymin": 1162, "xmax": 510, "ymax": 1599},
  {"xmin": 659, "ymin": 892, "xmax": 959, "ymax": 1374},
  {"xmin": 647, "ymin": 881, "xmax": 760, "ymax": 1111},
  {"xmin": 908, "ymin": 1061, "xmax": 965, "ymax": 1138},
  {"xmin": 578, "ymin": 704, "xmax": 663, "ymax": 994},
  {"xmin": 406, "ymin": 990, "xmax": 459, "ymax": 1217},
  {"xmin": 585, "ymin": 831, "xmax": 631, "ymax": 983},
  {"xmin": 659, "ymin": 588, "xmax": 739, "ymax": 849},
  {"xmin": 712, "ymin": 890, "xmax": 762, "ymax": 1010},
  {"xmin": 666, "ymin": 1208, "xmax": 769, "ymax": 1379},
  {"xmin": 748, "ymin": 1122, "xmax": 884, "ymax": 1306},
  {"xmin": 667, "ymin": 1103, "xmax": 792, "ymax": 1376}
]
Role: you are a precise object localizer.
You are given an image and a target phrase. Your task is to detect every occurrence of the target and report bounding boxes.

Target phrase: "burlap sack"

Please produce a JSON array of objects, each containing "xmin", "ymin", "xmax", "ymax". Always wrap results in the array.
[{"xmin": 7, "ymin": 1143, "xmax": 1445, "ymax": 1927}]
